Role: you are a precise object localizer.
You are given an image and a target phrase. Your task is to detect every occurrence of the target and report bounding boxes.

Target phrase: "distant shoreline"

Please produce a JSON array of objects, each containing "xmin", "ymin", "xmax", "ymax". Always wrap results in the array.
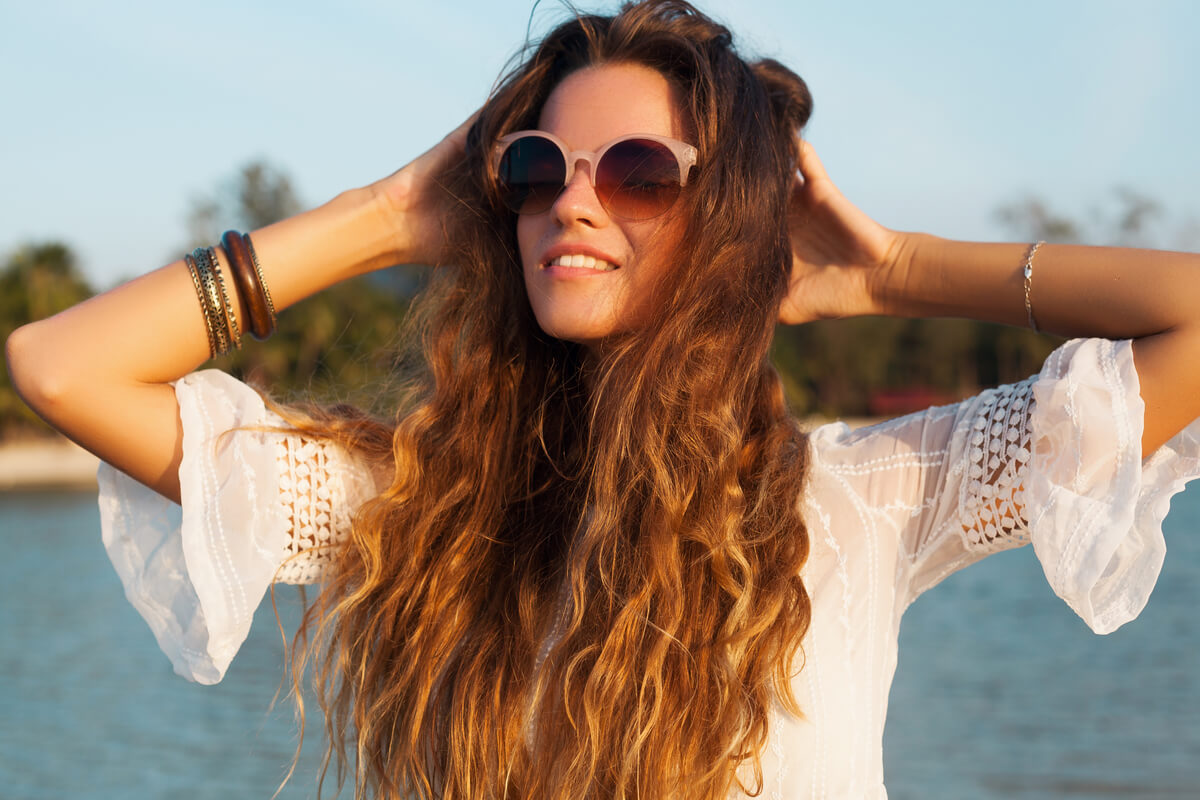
[
  {"xmin": 0, "ymin": 416, "xmax": 884, "ymax": 492},
  {"xmin": 0, "ymin": 437, "xmax": 99, "ymax": 491}
]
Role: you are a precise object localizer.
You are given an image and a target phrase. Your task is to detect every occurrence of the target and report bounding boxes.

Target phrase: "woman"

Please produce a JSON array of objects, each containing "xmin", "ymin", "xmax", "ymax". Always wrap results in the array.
[{"xmin": 7, "ymin": 1, "xmax": 1200, "ymax": 797}]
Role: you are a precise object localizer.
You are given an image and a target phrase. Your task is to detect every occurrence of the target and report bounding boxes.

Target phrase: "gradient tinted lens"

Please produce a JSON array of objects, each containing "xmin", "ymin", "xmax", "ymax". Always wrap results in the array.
[
  {"xmin": 498, "ymin": 135, "xmax": 684, "ymax": 219},
  {"xmin": 497, "ymin": 136, "xmax": 566, "ymax": 215},
  {"xmin": 595, "ymin": 138, "xmax": 681, "ymax": 220}
]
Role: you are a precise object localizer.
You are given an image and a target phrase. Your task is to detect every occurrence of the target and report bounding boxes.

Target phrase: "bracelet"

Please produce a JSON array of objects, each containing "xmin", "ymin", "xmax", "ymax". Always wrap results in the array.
[
  {"xmin": 184, "ymin": 232, "xmax": 275, "ymax": 356},
  {"xmin": 221, "ymin": 230, "xmax": 277, "ymax": 340},
  {"xmin": 184, "ymin": 252, "xmax": 219, "ymax": 358},
  {"xmin": 1023, "ymin": 240, "xmax": 1045, "ymax": 333},
  {"xmin": 207, "ymin": 246, "xmax": 243, "ymax": 349},
  {"xmin": 191, "ymin": 247, "xmax": 233, "ymax": 356},
  {"xmin": 243, "ymin": 233, "xmax": 276, "ymax": 328}
]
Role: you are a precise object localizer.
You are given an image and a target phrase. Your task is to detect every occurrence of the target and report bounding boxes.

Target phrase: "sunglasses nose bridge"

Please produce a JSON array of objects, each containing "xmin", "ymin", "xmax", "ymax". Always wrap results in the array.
[
  {"xmin": 549, "ymin": 149, "xmax": 609, "ymax": 215},
  {"xmin": 562, "ymin": 149, "xmax": 599, "ymax": 189},
  {"xmin": 548, "ymin": 154, "xmax": 611, "ymax": 222}
]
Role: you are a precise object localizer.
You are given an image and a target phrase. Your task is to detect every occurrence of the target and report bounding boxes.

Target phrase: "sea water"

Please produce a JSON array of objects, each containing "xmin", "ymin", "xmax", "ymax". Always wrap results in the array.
[{"xmin": 1, "ymin": 487, "xmax": 1197, "ymax": 799}]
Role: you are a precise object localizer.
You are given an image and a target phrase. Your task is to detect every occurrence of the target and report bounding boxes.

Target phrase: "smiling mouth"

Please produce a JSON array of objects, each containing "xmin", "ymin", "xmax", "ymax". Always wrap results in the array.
[{"xmin": 544, "ymin": 254, "xmax": 619, "ymax": 272}]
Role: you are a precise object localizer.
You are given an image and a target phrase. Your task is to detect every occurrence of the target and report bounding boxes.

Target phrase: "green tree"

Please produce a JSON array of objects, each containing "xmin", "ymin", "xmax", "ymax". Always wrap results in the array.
[
  {"xmin": 185, "ymin": 160, "xmax": 304, "ymax": 250},
  {"xmin": 0, "ymin": 242, "xmax": 94, "ymax": 436},
  {"xmin": 996, "ymin": 187, "xmax": 1171, "ymax": 249},
  {"xmin": 770, "ymin": 195, "xmax": 1104, "ymax": 420},
  {"xmin": 772, "ymin": 189, "xmax": 1195, "ymax": 420},
  {"xmin": 187, "ymin": 161, "xmax": 414, "ymax": 410},
  {"xmin": 993, "ymin": 197, "xmax": 1083, "ymax": 244}
]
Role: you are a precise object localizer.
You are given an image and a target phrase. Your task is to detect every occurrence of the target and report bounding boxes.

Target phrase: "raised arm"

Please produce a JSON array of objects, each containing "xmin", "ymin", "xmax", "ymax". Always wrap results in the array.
[
  {"xmin": 780, "ymin": 141, "xmax": 1200, "ymax": 455},
  {"xmin": 5, "ymin": 116, "xmax": 474, "ymax": 503}
]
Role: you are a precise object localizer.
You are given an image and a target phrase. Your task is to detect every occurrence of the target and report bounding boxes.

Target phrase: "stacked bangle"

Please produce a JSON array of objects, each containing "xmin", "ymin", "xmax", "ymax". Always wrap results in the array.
[
  {"xmin": 220, "ymin": 230, "xmax": 277, "ymax": 340},
  {"xmin": 208, "ymin": 246, "xmax": 242, "ymax": 347},
  {"xmin": 184, "ymin": 252, "xmax": 219, "ymax": 357},
  {"xmin": 185, "ymin": 233, "xmax": 272, "ymax": 358},
  {"xmin": 192, "ymin": 247, "xmax": 232, "ymax": 355}
]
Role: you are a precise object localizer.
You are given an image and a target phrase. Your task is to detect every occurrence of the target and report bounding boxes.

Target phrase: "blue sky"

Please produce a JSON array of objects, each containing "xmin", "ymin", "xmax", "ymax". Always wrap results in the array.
[{"xmin": 3, "ymin": 0, "xmax": 1197, "ymax": 288}]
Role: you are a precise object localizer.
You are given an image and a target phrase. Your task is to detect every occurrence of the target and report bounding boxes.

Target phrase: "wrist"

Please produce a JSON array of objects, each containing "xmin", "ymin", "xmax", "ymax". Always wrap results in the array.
[
  {"xmin": 870, "ymin": 231, "xmax": 929, "ymax": 318},
  {"xmin": 242, "ymin": 187, "xmax": 401, "ymax": 313},
  {"xmin": 360, "ymin": 179, "xmax": 414, "ymax": 267},
  {"xmin": 337, "ymin": 185, "xmax": 407, "ymax": 274},
  {"xmin": 364, "ymin": 161, "xmax": 442, "ymax": 268}
]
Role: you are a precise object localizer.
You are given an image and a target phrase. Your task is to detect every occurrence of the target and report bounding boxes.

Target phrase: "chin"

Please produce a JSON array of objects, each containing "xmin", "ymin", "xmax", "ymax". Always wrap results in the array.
[
  {"xmin": 531, "ymin": 308, "xmax": 619, "ymax": 348},
  {"xmin": 535, "ymin": 321, "xmax": 609, "ymax": 348}
]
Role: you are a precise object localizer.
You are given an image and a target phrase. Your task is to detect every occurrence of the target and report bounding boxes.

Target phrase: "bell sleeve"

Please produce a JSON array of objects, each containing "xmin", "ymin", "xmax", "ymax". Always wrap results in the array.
[
  {"xmin": 895, "ymin": 337, "xmax": 1200, "ymax": 632},
  {"xmin": 97, "ymin": 369, "xmax": 380, "ymax": 684},
  {"xmin": 1024, "ymin": 337, "xmax": 1200, "ymax": 632},
  {"xmin": 812, "ymin": 338, "xmax": 1200, "ymax": 635}
]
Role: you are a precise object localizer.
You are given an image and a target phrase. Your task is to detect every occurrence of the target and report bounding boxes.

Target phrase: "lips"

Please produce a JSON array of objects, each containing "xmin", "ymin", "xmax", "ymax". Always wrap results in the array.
[
  {"xmin": 546, "ymin": 254, "xmax": 617, "ymax": 271},
  {"xmin": 539, "ymin": 243, "xmax": 622, "ymax": 272}
]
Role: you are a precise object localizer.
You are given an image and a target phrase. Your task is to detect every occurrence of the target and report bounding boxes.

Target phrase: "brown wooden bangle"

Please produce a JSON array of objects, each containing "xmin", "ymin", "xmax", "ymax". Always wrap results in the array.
[{"xmin": 221, "ymin": 230, "xmax": 276, "ymax": 340}]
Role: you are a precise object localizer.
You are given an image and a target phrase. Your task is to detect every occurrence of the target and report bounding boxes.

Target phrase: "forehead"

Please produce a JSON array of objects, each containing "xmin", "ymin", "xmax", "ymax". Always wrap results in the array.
[{"xmin": 537, "ymin": 62, "xmax": 688, "ymax": 149}]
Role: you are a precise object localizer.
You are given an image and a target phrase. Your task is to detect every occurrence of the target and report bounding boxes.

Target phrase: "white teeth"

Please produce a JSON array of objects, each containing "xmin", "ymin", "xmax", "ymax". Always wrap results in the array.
[{"xmin": 547, "ymin": 254, "xmax": 617, "ymax": 271}]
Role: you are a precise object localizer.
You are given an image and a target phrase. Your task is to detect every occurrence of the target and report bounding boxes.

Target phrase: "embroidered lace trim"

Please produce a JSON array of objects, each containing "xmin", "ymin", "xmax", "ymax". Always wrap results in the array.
[
  {"xmin": 272, "ymin": 434, "xmax": 353, "ymax": 584},
  {"xmin": 958, "ymin": 377, "xmax": 1036, "ymax": 550}
]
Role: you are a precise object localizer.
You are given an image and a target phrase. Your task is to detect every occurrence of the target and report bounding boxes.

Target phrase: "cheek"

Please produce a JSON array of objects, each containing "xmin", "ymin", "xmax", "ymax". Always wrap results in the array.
[
  {"xmin": 630, "ymin": 216, "xmax": 685, "ymax": 284},
  {"xmin": 517, "ymin": 215, "xmax": 541, "ymax": 270}
]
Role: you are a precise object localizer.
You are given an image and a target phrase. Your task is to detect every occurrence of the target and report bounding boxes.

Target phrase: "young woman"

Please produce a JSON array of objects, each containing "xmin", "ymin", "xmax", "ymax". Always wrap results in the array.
[{"xmin": 8, "ymin": 1, "xmax": 1200, "ymax": 797}]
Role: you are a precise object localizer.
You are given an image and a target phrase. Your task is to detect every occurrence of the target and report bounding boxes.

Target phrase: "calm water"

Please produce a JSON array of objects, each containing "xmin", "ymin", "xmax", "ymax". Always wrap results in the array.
[{"xmin": 2, "ymin": 487, "xmax": 1198, "ymax": 799}]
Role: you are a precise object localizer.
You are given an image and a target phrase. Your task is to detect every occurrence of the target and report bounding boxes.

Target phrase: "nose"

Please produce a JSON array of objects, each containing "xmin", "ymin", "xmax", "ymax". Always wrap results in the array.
[{"xmin": 549, "ymin": 158, "xmax": 608, "ymax": 227}]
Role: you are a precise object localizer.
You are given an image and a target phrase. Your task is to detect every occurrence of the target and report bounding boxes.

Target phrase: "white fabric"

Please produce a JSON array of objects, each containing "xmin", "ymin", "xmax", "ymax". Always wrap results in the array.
[
  {"xmin": 97, "ymin": 338, "xmax": 1200, "ymax": 797},
  {"xmin": 98, "ymin": 370, "xmax": 378, "ymax": 684}
]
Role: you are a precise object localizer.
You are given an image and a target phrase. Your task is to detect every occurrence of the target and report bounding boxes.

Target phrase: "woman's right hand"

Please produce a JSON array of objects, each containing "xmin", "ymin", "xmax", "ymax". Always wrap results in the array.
[
  {"xmin": 5, "ymin": 112, "xmax": 480, "ymax": 503},
  {"xmin": 368, "ymin": 111, "xmax": 479, "ymax": 267}
]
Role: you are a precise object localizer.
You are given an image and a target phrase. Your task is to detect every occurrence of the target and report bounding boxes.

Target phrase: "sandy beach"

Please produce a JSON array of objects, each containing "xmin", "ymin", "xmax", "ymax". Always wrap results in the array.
[{"xmin": 0, "ymin": 436, "xmax": 100, "ymax": 490}]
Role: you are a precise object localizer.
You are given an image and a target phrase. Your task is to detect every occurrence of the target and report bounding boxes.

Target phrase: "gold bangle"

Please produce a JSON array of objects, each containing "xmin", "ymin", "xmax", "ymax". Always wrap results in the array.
[
  {"xmin": 193, "ymin": 247, "xmax": 232, "ymax": 355},
  {"xmin": 207, "ymin": 246, "xmax": 243, "ymax": 350},
  {"xmin": 243, "ymin": 234, "xmax": 276, "ymax": 324},
  {"xmin": 184, "ymin": 253, "xmax": 219, "ymax": 358}
]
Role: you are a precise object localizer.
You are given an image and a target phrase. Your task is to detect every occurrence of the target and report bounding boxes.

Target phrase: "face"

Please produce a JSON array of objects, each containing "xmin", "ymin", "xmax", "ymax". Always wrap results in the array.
[{"xmin": 516, "ymin": 62, "xmax": 691, "ymax": 349}]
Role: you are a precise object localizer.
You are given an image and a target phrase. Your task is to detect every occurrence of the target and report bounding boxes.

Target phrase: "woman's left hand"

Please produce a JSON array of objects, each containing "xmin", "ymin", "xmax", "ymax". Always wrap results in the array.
[
  {"xmin": 778, "ymin": 141, "xmax": 904, "ymax": 324},
  {"xmin": 369, "ymin": 110, "xmax": 479, "ymax": 267}
]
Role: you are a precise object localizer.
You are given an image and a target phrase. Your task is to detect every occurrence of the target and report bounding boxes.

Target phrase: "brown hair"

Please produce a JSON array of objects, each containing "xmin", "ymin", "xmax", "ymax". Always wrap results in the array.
[{"xmin": 284, "ymin": 2, "xmax": 816, "ymax": 797}]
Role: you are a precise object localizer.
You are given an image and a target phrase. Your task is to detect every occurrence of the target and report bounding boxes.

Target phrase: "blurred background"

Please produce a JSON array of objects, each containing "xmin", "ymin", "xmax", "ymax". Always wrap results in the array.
[
  {"xmin": 2, "ymin": 1, "xmax": 1198, "ymax": 797},
  {"xmin": 3, "ymin": 0, "xmax": 1199, "ymax": 427}
]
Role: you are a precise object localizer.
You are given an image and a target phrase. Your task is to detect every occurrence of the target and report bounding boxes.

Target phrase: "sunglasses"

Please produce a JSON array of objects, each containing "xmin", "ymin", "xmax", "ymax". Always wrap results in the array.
[{"xmin": 492, "ymin": 130, "xmax": 698, "ymax": 220}]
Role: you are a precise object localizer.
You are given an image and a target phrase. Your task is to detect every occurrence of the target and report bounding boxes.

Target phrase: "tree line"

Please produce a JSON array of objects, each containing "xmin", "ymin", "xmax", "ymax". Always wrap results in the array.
[{"xmin": 2, "ymin": 162, "xmax": 1193, "ymax": 438}]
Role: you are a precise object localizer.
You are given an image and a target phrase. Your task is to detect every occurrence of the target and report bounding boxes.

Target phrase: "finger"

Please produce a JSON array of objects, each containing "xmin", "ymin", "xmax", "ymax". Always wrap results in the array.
[
  {"xmin": 413, "ymin": 109, "xmax": 482, "ymax": 179},
  {"xmin": 796, "ymin": 139, "xmax": 831, "ymax": 185}
]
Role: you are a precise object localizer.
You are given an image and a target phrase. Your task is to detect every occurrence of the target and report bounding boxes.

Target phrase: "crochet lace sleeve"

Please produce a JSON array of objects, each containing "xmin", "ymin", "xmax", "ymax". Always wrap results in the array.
[
  {"xmin": 809, "ymin": 338, "xmax": 1200, "ymax": 634},
  {"xmin": 97, "ymin": 369, "xmax": 380, "ymax": 684}
]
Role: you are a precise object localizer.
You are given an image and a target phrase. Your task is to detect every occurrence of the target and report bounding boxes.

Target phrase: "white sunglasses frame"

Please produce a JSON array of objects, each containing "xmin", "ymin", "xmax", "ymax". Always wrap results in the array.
[{"xmin": 492, "ymin": 130, "xmax": 699, "ymax": 217}]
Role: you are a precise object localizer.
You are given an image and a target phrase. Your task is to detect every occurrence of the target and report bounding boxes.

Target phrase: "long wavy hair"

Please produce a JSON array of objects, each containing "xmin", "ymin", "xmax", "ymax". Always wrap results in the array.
[{"xmin": 282, "ymin": 2, "xmax": 816, "ymax": 797}]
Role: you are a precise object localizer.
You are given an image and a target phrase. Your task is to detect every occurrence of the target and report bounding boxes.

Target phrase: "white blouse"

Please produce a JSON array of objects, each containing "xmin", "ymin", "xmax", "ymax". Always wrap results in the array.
[{"xmin": 97, "ymin": 337, "xmax": 1200, "ymax": 799}]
